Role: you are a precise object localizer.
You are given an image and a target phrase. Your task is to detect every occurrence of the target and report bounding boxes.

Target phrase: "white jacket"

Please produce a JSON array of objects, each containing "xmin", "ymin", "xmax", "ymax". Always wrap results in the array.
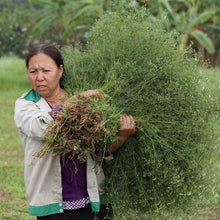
[{"xmin": 14, "ymin": 89, "xmax": 105, "ymax": 217}]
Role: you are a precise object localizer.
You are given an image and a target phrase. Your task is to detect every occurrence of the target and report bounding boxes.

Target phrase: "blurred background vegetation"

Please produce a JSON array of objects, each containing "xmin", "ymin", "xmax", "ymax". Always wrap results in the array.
[{"xmin": 0, "ymin": 0, "xmax": 220, "ymax": 66}]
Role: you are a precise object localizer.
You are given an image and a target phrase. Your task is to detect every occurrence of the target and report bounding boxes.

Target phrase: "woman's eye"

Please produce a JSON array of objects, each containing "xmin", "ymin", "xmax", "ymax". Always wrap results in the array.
[
  {"xmin": 30, "ymin": 71, "xmax": 36, "ymax": 74},
  {"xmin": 44, "ymin": 69, "xmax": 50, "ymax": 72}
]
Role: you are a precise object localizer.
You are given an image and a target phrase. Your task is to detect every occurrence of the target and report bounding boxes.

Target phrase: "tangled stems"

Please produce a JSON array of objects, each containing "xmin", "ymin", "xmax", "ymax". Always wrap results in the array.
[{"xmin": 33, "ymin": 95, "xmax": 121, "ymax": 164}]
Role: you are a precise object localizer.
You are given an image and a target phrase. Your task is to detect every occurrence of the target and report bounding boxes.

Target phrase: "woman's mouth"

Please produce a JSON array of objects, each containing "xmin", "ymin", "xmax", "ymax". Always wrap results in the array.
[{"xmin": 37, "ymin": 85, "xmax": 47, "ymax": 91}]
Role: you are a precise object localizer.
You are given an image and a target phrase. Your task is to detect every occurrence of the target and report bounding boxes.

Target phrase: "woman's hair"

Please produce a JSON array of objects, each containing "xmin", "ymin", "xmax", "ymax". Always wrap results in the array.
[{"xmin": 26, "ymin": 44, "xmax": 65, "ymax": 88}]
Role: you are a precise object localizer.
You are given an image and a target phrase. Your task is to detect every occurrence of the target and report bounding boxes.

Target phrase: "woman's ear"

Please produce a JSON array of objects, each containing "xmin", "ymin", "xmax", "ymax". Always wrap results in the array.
[{"xmin": 59, "ymin": 65, "xmax": 64, "ymax": 78}]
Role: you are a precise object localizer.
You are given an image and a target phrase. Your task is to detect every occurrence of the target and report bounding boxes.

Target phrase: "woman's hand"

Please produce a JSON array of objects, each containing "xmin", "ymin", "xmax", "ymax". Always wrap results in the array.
[
  {"xmin": 111, "ymin": 114, "xmax": 140, "ymax": 152},
  {"xmin": 63, "ymin": 89, "xmax": 104, "ymax": 107},
  {"xmin": 119, "ymin": 115, "xmax": 139, "ymax": 139},
  {"xmin": 79, "ymin": 89, "xmax": 105, "ymax": 98}
]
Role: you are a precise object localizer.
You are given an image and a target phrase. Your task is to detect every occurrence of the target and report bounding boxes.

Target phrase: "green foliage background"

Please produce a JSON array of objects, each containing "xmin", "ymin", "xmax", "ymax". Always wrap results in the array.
[
  {"xmin": 0, "ymin": 0, "xmax": 220, "ymax": 66},
  {"xmin": 0, "ymin": 1, "xmax": 35, "ymax": 57},
  {"xmin": 62, "ymin": 12, "xmax": 217, "ymax": 218}
]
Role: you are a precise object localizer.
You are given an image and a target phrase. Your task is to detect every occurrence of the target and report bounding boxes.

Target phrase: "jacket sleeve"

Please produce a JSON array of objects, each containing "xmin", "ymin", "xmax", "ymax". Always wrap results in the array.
[{"xmin": 14, "ymin": 96, "xmax": 53, "ymax": 140}]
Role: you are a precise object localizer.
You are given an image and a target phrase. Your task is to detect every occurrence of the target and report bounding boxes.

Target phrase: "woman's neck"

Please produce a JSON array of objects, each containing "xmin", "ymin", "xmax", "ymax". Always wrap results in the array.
[{"xmin": 45, "ymin": 88, "xmax": 68, "ymax": 108}]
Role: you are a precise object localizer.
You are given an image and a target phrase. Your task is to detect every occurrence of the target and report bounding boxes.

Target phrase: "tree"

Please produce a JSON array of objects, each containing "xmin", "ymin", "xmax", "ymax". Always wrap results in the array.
[
  {"xmin": 145, "ymin": 0, "xmax": 216, "ymax": 54},
  {"xmin": 29, "ymin": 0, "xmax": 106, "ymax": 48},
  {"xmin": 0, "ymin": 0, "xmax": 37, "ymax": 57}
]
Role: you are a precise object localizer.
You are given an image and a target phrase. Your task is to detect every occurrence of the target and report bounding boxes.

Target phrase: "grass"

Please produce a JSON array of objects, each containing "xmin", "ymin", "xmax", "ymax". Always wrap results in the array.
[
  {"xmin": 0, "ymin": 56, "xmax": 34, "ymax": 220},
  {"xmin": 0, "ymin": 56, "xmax": 219, "ymax": 219}
]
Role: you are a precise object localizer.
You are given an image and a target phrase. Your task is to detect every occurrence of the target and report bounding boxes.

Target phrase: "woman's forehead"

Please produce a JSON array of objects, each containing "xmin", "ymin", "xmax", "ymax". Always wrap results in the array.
[{"xmin": 28, "ymin": 53, "xmax": 56, "ymax": 68}]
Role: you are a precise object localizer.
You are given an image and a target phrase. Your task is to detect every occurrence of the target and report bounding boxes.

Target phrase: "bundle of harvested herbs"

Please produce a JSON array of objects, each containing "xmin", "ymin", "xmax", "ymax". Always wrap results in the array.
[
  {"xmin": 62, "ymin": 10, "xmax": 216, "ymax": 218},
  {"xmin": 34, "ymin": 95, "xmax": 121, "ymax": 163}
]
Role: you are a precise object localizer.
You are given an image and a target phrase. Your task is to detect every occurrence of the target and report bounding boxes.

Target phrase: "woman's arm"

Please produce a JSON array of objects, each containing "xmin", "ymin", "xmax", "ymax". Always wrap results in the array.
[{"xmin": 14, "ymin": 97, "xmax": 53, "ymax": 140}]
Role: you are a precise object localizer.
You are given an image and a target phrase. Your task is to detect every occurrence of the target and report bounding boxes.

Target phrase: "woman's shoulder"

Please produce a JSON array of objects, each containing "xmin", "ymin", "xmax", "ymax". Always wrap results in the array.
[
  {"xmin": 15, "ymin": 92, "xmax": 29, "ymax": 107},
  {"xmin": 16, "ymin": 89, "xmax": 41, "ymax": 103}
]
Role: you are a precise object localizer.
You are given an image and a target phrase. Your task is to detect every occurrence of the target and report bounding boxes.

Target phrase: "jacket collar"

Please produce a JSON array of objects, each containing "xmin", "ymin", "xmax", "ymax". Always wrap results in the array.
[{"xmin": 24, "ymin": 89, "xmax": 41, "ymax": 102}]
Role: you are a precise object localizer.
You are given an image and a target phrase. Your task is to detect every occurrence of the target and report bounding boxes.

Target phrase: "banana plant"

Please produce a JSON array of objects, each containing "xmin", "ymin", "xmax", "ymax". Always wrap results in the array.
[
  {"xmin": 28, "ymin": 0, "xmax": 105, "ymax": 47},
  {"xmin": 28, "ymin": 0, "xmax": 60, "ymax": 39},
  {"xmin": 146, "ymin": 0, "xmax": 216, "ymax": 53},
  {"xmin": 175, "ymin": 2, "xmax": 215, "ymax": 53},
  {"xmin": 61, "ymin": 0, "xmax": 104, "ymax": 42}
]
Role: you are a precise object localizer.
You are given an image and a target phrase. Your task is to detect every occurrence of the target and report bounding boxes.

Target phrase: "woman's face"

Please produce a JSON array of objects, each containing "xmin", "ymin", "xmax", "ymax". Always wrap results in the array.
[{"xmin": 28, "ymin": 53, "xmax": 63, "ymax": 98}]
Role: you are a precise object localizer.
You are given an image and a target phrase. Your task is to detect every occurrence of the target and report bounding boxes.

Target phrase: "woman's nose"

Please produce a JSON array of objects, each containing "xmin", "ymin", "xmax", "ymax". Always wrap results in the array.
[{"xmin": 36, "ymin": 71, "xmax": 44, "ymax": 81}]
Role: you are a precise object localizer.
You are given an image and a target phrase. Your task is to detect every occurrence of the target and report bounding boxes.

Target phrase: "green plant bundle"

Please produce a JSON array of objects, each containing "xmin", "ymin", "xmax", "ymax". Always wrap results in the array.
[
  {"xmin": 62, "ymin": 11, "xmax": 216, "ymax": 218},
  {"xmin": 34, "ymin": 95, "xmax": 120, "ymax": 164}
]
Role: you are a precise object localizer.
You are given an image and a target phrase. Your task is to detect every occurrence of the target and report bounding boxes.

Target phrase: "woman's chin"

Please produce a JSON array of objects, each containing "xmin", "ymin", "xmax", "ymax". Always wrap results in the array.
[{"xmin": 36, "ymin": 90, "xmax": 49, "ymax": 98}]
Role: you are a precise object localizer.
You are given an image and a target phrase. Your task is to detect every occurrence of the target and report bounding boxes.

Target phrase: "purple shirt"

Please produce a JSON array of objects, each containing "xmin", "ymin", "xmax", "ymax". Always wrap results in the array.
[
  {"xmin": 49, "ymin": 104, "xmax": 89, "ymax": 209},
  {"xmin": 60, "ymin": 155, "xmax": 88, "ymax": 201}
]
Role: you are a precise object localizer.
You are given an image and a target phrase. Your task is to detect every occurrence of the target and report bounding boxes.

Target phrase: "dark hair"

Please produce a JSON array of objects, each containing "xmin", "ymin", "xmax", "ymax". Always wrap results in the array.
[{"xmin": 26, "ymin": 44, "xmax": 65, "ymax": 88}]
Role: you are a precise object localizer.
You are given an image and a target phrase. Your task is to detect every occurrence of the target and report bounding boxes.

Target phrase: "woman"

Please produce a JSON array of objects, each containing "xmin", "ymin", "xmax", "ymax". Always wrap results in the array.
[{"xmin": 14, "ymin": 44, "xmax": 138, "ymax": 220}]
